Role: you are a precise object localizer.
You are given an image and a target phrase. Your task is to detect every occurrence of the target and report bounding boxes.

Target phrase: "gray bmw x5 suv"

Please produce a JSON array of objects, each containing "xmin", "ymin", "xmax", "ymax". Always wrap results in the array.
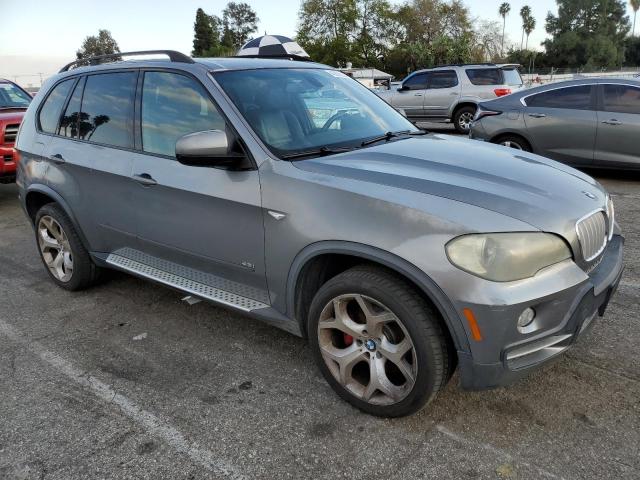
[{"xmin": 15, "ymin": 51, "xmax": 624, "ymax": 417}]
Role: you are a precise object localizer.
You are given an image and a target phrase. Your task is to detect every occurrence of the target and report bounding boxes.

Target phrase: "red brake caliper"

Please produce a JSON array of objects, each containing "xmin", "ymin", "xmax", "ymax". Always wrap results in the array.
[{"xmin": 343, "ymin": 334, "xmax": 354, "ymax": 346}]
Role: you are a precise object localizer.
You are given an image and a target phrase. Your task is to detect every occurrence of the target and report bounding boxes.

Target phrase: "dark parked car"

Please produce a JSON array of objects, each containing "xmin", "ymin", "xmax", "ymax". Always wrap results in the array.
[
  {"xmin": 15, "ymin": 51, "xmax": 623, "ymax": 417},
  {"xmin": 470, "ymin": 78, "xmax": 640, "ymax": 169}
]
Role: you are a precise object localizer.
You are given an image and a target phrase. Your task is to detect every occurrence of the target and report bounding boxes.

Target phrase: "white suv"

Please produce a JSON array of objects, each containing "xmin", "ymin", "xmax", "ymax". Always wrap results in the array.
[{"xmin": 377, "ymin": 63, "xmax": 524, "ymax": 133}]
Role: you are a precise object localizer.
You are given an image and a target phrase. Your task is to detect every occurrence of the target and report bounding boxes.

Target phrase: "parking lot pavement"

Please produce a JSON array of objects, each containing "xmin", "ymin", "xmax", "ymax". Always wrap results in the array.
[{"xmin": 1, "ymin": 169, "xmax": 639, "ymax": 480}]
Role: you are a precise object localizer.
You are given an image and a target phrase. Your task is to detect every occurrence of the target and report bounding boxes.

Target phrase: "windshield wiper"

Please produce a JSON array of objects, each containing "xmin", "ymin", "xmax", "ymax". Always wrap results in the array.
[
  {"xmin": 281, "ymin": 146, "xmax": 355, "ymax": 160},
  {"xmin": 360, "ymin": 129, "xmax": 428, "ymax": 147}
]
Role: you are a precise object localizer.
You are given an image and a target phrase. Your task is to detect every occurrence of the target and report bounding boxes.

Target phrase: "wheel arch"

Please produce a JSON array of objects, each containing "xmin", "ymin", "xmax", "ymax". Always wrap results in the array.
[
  {"xmin": 450, "ymin": 100, "xmax": 478, "ymax": 118},
  {"xmin": 286, "ymin": 241, "xmax": 469, "ymax": 353},
  {"xmin": 24, "ymin": 184, "xmax": 91, "ymax": 251}
]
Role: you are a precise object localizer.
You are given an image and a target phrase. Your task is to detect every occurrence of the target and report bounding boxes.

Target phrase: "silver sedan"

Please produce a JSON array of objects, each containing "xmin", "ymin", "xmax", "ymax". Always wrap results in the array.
[{"xmin": 469, "ymin": 78, "xmax": 640, "ymax": 169}]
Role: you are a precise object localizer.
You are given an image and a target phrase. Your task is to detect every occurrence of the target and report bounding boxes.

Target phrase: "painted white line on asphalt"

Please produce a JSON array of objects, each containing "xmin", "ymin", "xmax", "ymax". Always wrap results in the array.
[
  {"xmin": 435, "ymin": 425, "xmax": 563, "ymax": 480},
  {"xmin": 0, "ymin": 318, "xmax": 245, "ymax": 480}
]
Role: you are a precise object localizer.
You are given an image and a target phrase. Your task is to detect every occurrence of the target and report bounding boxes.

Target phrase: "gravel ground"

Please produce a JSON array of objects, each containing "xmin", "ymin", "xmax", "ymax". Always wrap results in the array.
[{"xmin": 1, "ymin": 149, "xmax": 639, "ymax": 479}]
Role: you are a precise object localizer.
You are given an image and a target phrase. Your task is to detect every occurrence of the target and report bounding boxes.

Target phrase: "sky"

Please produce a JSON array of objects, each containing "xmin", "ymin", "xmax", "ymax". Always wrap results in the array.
[{"xmin": 1, "ymin": 0, "xmax": 635, "ymax": 86}]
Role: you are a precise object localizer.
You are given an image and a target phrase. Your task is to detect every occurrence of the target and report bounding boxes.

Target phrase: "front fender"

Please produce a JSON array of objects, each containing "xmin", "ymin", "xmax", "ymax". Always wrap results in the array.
[{"xmin": 286, "ymin": 240, "xmax": 470, "ymax": 353}]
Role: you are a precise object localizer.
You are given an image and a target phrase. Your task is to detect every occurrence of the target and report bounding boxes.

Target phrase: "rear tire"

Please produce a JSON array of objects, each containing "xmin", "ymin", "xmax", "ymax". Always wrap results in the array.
[
  {"xmin": 494, "ymin": 135, "xmax": 532, "ymax": 152},
  {"xmin": 35, "ymin": 203, "xmax": 102, "ymax": 291},
  {"xmin": 453, "ymin": 106, "xmax": 476, "ymax": 134},
  {"xmin": 307, "ymin": 265, "xmax": 452, "ymax": 417}
]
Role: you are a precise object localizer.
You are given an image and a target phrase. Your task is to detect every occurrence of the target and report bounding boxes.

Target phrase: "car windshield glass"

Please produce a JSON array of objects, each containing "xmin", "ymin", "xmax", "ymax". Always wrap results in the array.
[
  {"xmin": 213, "ymin": 68, "xmax": 418, "ymax": 158},
  {"xmin": 502, "ymin": 69, "xmax": 523, "ymax": 86},
  {"xmin": 0, "ymin": 82, "xmax": 32, "ymax": 108}
]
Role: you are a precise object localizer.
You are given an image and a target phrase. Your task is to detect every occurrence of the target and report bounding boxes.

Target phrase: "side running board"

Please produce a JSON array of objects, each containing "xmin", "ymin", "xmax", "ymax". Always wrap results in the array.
[{"xmin": 106, "ymin": 249, "xmax": 269, "ymax": 312}]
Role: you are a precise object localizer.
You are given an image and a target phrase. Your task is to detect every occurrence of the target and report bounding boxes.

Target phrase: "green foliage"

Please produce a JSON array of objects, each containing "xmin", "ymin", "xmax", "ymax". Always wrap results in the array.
[
  {"xmin": 624, "ymin": 36, "xmax": 640, "ymax": 65},
  {"xmin": 76, "ymin": 29, "xmax": 120, "ymax": 60},
  {"xmin": 543, "ymin": 0, "xmax": 630, "ymax": 69},
  {"xmin": 221, "ymin": 2, "xmax": 259, "ymax": 49},
  {"xmin": 192, "ymin": 8, "xmax": 219, "ymax": 57}
]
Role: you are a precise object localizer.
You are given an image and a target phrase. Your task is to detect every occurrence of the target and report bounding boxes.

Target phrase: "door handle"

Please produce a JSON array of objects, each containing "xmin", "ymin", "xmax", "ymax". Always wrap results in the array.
[
  {"xmin": 49, "ymin": 153, "xmax": 66, "ymax": 164},
  {"xmin": 414, "ymin": 93, "xmax": 423, "ymax": 97},
  {"xmin": 602, "ymin": 119, "xmax": 622, "ymax": 126},
  {"xmin": 528, "ymin": 113, "xmax": 547, "ymax": 118},
  {"xmin": 132, "ymin": 173, "xmax": 157, "ymax": 186}
]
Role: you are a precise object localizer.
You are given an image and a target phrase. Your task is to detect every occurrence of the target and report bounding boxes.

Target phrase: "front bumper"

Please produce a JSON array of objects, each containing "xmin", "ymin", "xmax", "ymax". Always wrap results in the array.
[
  {"xmin": 0, "ymin": 145, "xmax": 17, "ymax": 183},
  {"xmin": 457, "ymin": 234, "xmax": 624, "ymax": 390}
]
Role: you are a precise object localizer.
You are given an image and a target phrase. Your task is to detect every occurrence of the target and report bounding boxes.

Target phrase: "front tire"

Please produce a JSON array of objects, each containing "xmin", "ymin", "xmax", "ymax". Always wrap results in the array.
[
  {"xmin": 308, "ymin": 265, "xmax": 452, "ymax": 417},
  {"xmin": 35, "ymin": 203, "xmax": 102, "ymax": 291}
]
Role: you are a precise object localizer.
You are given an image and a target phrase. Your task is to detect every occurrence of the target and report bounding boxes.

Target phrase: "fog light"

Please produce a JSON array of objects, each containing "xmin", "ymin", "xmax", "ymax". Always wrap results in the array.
[{"xmin": 517, "ymin": 307, "xmax": 536, "ymax": 333}]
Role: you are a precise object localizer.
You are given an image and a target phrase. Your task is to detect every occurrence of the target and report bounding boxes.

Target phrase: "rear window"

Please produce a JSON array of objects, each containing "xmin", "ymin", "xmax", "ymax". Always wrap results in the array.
[
  {"xmin": 80, "ymin": 72, "xmax": 136, "ymax": 148},
  {"xmin": 466, "ymin": 68, "xmax": 503, "ymax": 85},
  {"xmin": 502, "ymin": 69, "xmax": 523, "ymax": 86}
]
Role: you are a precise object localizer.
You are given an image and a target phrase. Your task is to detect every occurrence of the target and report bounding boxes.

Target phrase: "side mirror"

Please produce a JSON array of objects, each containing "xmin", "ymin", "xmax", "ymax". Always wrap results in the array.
[
  {"xmin": 175, "ymin": 130, "xmax": 244, "ymax": 168},
  {"xmin": 398, "ymin": 85, "xmax": 409, "ymax": 92}
]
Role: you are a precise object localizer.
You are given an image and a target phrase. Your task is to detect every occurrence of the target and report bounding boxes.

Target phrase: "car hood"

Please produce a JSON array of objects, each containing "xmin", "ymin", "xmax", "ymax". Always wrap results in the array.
[{"xmin": 293, "ymin": 134, "xmax": 607, "ymax": 233}]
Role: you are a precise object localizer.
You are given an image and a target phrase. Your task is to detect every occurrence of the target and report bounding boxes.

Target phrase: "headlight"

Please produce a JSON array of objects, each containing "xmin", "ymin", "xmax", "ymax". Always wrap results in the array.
[{"xmin": 446, "ymin": 233, "xmax": 572, "ymax": 282}]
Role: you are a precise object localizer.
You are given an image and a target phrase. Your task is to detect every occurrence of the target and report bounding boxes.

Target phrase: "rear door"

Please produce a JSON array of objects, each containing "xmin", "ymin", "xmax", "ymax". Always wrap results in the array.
[
  {"xmin": 130, "ymin": 70, "xmax": 268, "ymax": 298},
  {"xmin": 594, "ymin": 83, "xmax": 640, "ymax": 167},
  {"xmin": 392, "ymin": 73, "xmax": 428, "ymax": 118},
  {"xmin": 423, "ymin": 70, "xmax": 460, "ymax": 117},
  {"xmin": 522, "ymin": 85, "xmax": 597, "ymax": 165},
  {"xmin": 42, "ymin": 71, "xmax": 140, "ymax": 252}
]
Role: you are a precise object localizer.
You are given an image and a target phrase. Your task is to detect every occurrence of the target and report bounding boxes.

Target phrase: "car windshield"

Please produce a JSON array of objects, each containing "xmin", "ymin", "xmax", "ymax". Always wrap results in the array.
[
  {"xmin": 213, "ymin": 68, "xmax": 418, "ymax": 158},
  {"xmin": 0, "ymin": 82, "xmax": 32, "ymax": 109}
]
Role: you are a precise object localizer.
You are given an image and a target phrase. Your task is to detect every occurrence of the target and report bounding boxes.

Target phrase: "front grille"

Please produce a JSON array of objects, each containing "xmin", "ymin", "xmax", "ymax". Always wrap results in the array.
[
  {"xmin": 3, "ymin": 124, "xmax": 19, "ymax": 144},
  {"xmin": 576, "ymin": 211, "xmax": 608, "ymax": 262}
]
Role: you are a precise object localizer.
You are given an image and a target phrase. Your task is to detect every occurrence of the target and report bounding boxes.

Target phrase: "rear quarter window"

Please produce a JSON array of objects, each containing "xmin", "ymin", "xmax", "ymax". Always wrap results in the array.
[{"xmin": 38, "ymin": 79, "xmax": 75, "ymax": 134}]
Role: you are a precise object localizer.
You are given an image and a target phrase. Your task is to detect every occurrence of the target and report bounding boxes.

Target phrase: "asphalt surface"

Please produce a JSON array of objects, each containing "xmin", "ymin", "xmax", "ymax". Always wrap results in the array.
[{"xmin": 1, "ymin": 133, "xmax": 639, "ymax": 479}]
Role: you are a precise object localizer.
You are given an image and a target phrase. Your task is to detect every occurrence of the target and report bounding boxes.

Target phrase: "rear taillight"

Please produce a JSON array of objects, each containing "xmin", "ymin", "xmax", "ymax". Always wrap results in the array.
[
  {"xmin": 494, "ymin": 88, "xmax": 512, "ymax": 97},
  {"xmin": 475, "ymin": 109, "xmax": 502, "ymax": 121}
]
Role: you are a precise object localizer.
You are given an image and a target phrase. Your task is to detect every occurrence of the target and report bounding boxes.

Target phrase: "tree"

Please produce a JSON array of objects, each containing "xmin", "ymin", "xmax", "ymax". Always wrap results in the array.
[
  {"xmin": 221, "ymin": 2, "xmax": 258, "ymax": 49},
  {"xmin": 192, "ymin": 8, "xmax": 219, "ymax": 57},
  {"xmin": 543, "ymin": 0, "xmax": 630, "ymax": 69},
  {"xmin": 632, "ymin": 0, "xmax": 640, "ymax": 36},
  {"xmin": 474, "ymin": 20, "xmax": 505, "ymax": 62},
  {"xmin": 76, "ymin": 29, "xmax": 120, "ymax": 61},
  {"xmin": 499, "ymin": 2, "xmax": 511, "ymax": 56},
  {"xmin": 519, "ymin": 6, "xmax": 531, "ymax": 50},
  {"xmin": 524, "ymin": 15, "xmax": 536, "ymax": 50}
]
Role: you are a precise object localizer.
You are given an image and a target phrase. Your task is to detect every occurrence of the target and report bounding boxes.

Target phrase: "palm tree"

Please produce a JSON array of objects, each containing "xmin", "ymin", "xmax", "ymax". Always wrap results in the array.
[
  {"xmin": 520, "ymin": 5, "xmax": 531, "ymax": 50},
  {"xmin": 524, "ymin": 16, "xmax": 536, "ymax": 50},
  {"xmin": 632, "ymin": 0, "xmax": 640, "ymax": 36},
  {"xmin": 499, "ymin": 2, "xmax": 511, "ymax": 57}
]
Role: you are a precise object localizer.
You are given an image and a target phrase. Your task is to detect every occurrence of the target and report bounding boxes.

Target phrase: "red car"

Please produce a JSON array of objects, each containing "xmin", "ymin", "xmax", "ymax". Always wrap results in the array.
[{"xmin": 1, "ymin": 79, "xmax": 32, "ymax": 183}]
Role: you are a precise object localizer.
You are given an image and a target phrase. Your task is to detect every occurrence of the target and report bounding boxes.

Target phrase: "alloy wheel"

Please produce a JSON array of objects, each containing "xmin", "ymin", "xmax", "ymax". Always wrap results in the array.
[
  {"xmin": 457, "ymin": 112, "xmax": 474, "ymax": 131},
  {"xmin": 317, "ymin": 294, "xmax": 417, "ymax": 405},
  {"xmin": 37, "ymin": 215, "xmax": 74, "ymax": 282},
  {"xmin": 500, "ymin": 140, "xmax": 524, "ymax": 150}
]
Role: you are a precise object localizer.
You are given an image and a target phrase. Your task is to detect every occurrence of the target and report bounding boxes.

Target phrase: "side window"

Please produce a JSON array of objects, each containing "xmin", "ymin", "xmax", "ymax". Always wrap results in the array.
[
  {"xmin": 141, "ymin": 71, "xmax": 226, "ymax": 157},
  {"xmin": 602, "ymin": 84, "xmax": 640, "ymax": 115},
  {"xmin": 38, "ymin": 79, "xmax": 74, "ymax": 133},
  {"xmin": 429, "ymin": 71, "xmax": 458, "ymax": 89},
  {"xmin": 526, "ymin": 86, "xmax": 592, "ymax": 110},
  {"xmin": 79, "ymin": 72, "xmax": 137, "ymax": 148},
  {"xmin": 58, "ymin": 77, "xmax": 85, "ymax": 138},
  {"xmin": 403, "ymin": 73, "xmax": 428, "ymax": 90},
  {"xmin": 466, "ymin": 69, "xmax": 503, "ymax": 86}
]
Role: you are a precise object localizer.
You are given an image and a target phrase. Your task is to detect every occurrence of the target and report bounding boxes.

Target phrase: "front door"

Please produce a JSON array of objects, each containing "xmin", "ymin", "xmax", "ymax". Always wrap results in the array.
[
  {"xmin": 393, "ymin": 72, "xmax": 428, "ymax": 118},
  {"xmin": 131, "ymin": 70, "xmax": 268, "ymax": 298},
  {"xmin": 523, "ymin": 84, "xmax": 597, "ymax": 166},
  {"xmin": 423, "ymin": 70, "xmax": 460, "ymax": 117},
  {"xmin": 594, "ymin": 83, "xmax": 640, "ymax": 167}
]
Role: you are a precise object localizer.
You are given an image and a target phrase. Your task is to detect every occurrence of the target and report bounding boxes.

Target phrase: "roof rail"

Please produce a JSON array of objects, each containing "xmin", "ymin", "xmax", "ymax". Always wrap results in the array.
[
  {"xmin": 59, "ymin": 50, "xmax": 194, "ymax": 73},
  {"xmin": 431, "ymin": 63, "xmax": 498, "ymax": 69}
]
